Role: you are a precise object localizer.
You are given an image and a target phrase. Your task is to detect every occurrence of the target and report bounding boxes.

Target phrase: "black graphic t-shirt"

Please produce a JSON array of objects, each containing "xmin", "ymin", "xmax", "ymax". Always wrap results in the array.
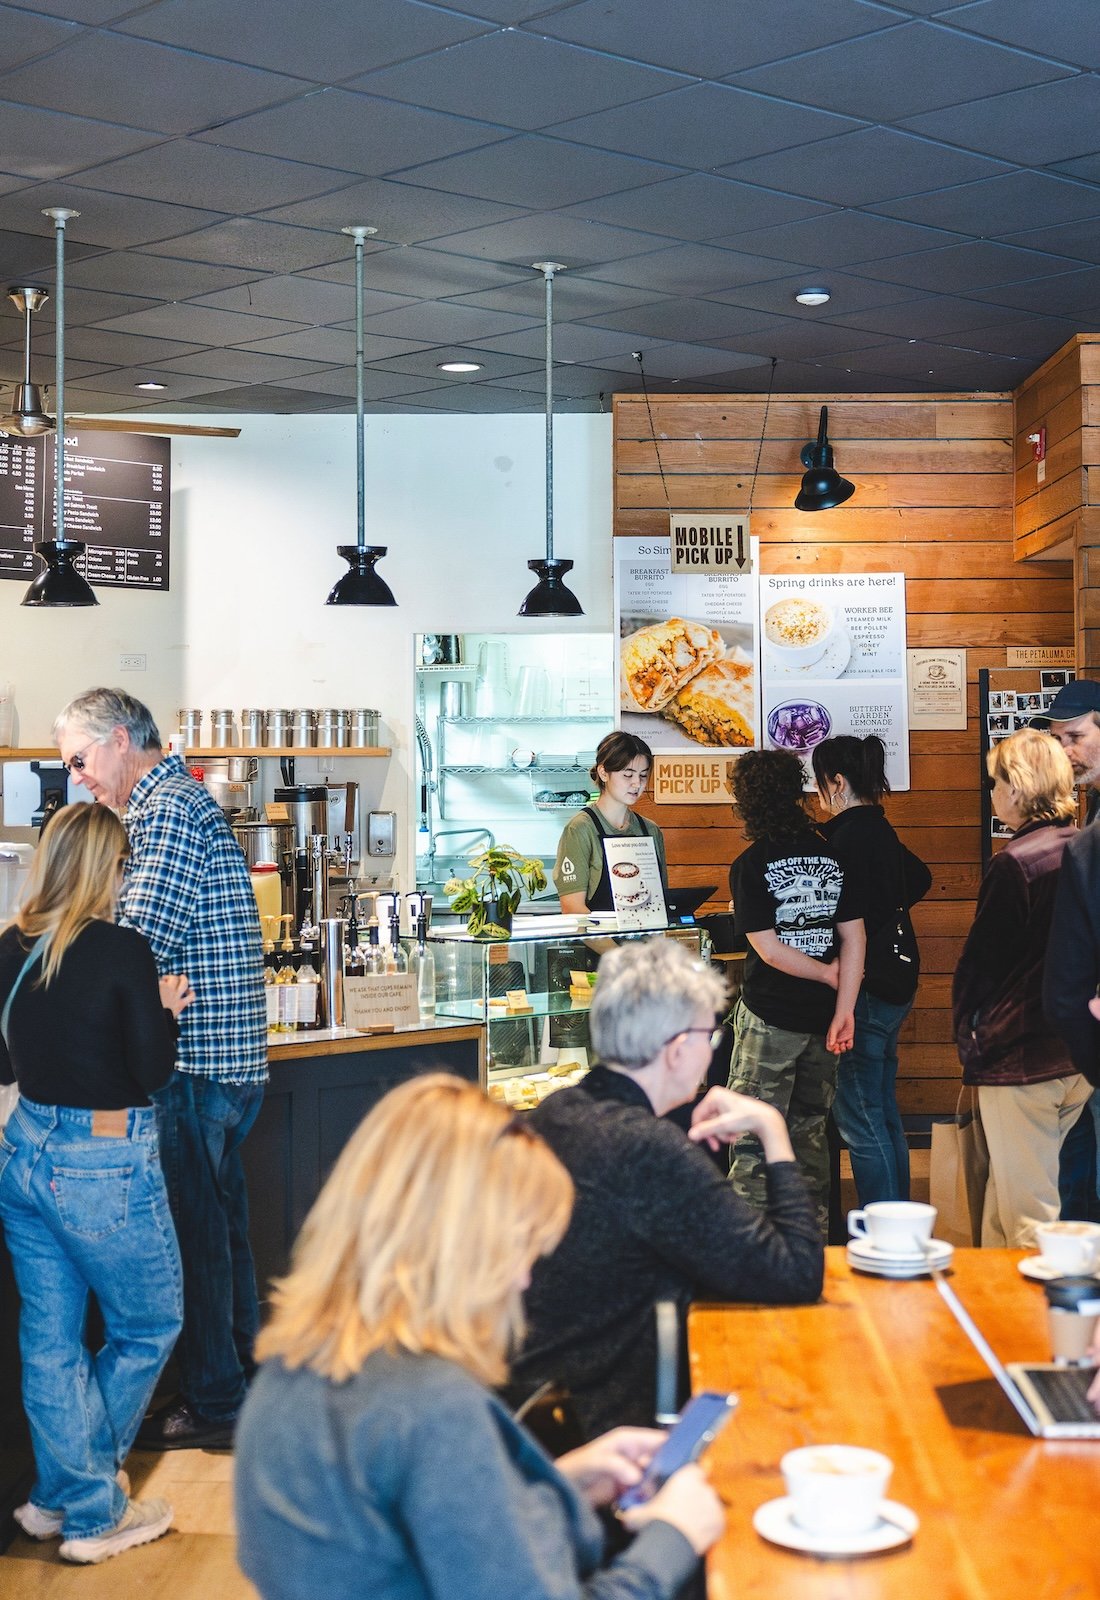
[{"xmin": 729, "ymin": 830, "xmax": 861, "ymax": 1034}]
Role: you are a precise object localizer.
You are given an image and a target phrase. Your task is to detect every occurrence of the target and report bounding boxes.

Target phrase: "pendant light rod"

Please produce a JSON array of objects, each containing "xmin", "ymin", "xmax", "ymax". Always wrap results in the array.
[
  {"xmin": 47, "ymin": 208, "xmax": 78, "ymax": 545},
  {"xmin": 533, "ymin": 261, "xmax": 565, "ymax": 563},
  {"xmin": 341, "ymin": 224, "xmax": 373, "ymax": 555}
]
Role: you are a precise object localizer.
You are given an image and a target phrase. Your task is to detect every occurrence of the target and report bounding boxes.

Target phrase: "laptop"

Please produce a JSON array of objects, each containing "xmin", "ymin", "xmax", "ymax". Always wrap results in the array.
[
  {"xmin": 665, "ymin": 885, "xmax": 717, "ymax": 926},
  {"xmin": 932, "ymin": 1267, "xmax": 1100, "ymax": 1438}
]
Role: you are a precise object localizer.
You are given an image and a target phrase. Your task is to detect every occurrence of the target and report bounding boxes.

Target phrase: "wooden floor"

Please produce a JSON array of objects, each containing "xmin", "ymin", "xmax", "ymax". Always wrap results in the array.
[{"xmin": 0, "ymin": 1149, "xmax": 933, "ymax": 1599}]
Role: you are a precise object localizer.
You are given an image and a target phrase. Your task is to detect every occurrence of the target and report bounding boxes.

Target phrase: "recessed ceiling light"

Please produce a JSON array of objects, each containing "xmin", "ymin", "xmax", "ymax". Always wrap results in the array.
[
  {"xmin": 136, "ymin": 380, "xmax": 166, "ymax": 390},
  {"xmin": 795, "ymin": 288, "xmax": 830, "ymax": 307},
  {"xmin": 437, "ymin": 360, "xmax": 482, "ymax": 374}
]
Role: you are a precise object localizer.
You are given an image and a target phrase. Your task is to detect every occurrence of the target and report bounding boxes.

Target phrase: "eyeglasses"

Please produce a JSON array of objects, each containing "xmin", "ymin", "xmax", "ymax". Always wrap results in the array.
[
  {"xmin": 663, "ymin": 1026, "xmax": 724, "ymax": 1053},
  {"xmin": 62, "ymin": 738, "xmax": 101, "ymax": 774}
]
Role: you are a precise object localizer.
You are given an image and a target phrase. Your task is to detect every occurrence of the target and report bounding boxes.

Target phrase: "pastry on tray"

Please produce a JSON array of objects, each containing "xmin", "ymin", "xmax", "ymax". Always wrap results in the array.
[
  {"xmin": 620, "ymin": 617, "xmax": 725, "ymax": 712},
  {"xmin": 662, "ymin": 648, "xmax": 755, "ymax": 747}
]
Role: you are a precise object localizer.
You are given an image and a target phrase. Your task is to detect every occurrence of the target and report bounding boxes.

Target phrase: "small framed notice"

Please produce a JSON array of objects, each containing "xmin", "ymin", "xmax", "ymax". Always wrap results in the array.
[
  {"xmin": 343, "ymin": 974, "xmax": 419, "ymax": 1031},
  {"xmin": 669, "ymin": 510, "xmax": 752, "ymax": 574},
  {"xmin": 907, "ymin": 649, "xmax": 967, "ymax": 731}
]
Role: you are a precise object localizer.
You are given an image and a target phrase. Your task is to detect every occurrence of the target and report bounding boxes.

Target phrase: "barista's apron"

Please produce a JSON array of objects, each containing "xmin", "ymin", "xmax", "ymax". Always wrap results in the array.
[{"xmin": 581, "ymin": 804, "xmax": 662, "ymax": 912}]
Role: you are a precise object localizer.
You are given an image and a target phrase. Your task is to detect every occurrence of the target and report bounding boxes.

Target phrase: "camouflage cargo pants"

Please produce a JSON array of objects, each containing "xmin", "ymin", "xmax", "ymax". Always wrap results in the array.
[{"xmin": 726, "ymin": 997, "xmax": 838, "ymax": 1238}]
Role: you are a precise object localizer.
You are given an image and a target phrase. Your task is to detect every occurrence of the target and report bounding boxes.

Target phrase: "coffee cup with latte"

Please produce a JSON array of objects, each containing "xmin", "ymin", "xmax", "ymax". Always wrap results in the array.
[
  {"xmin": 848, "ymin": 1201, "xmax": 936, "ymax": 1257},
  {"xmin": 781, "ymin": 1444, "xmax": 893, "ymax": 1535},
  {"xmin": 1034, "ymin": 1221, "xmax": 1100, "ymax": 1276}
]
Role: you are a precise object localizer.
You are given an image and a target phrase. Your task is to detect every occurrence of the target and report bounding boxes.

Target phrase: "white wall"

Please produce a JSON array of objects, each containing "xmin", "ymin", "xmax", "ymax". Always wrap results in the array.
[{"xmin": 0, "ymin": 411, "xmax": 613, "ymax": 883}]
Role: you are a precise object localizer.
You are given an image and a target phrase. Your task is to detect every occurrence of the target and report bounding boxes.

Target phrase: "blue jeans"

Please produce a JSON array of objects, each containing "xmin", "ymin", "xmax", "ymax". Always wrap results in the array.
[
  {"xmin": 154, "ymin": 1072, "xmax": 264, "ymax": 1422},
  {"xmin": 0, "ymin": 1098, "xmax": 182, "ymax": 1537},
  {"xmin": 832, "ymin": 990, "xmax": 912, "ymax": 1206}
]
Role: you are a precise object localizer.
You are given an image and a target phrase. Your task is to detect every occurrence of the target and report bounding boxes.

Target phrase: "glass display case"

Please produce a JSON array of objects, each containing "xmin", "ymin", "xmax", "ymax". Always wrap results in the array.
[{"xmin": 427, "ymin": 920, "xmax": 710, "ymax": 1108}]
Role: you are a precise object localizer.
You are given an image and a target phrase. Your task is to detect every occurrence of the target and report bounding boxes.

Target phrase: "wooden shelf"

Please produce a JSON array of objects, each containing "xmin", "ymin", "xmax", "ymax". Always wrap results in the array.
[
  {"xmin": 0, "ymin": 746, "xmax": 391, "ymax": 761},
  {"xmin": 0, "ymin": 748, "xmax": 56, "ymax": 761}
]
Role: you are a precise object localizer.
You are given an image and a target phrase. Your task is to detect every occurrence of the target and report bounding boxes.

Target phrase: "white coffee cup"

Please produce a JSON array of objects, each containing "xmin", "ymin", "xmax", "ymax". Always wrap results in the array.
[
  {"xmin": 763, "ymin": 593, "xmax": 835, "ymax": 666},
  {"xmin": 781, "ymin": 1444, "xmax": 893, "ymax": 1535},
  {"xmin": 1034, "ymin": 1221, "xmax": 1100, "ymax": 1275},
  {"xmin": 848, "ymin": 1201, "xmax": 937, "ymax": 1257}
]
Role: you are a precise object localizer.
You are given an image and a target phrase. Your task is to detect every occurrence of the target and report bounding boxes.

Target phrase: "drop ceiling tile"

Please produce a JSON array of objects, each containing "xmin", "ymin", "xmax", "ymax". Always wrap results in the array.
[
  {"xmin": 940, "ymin": 0, "xmax": 1100, "ymax": 69},
  {"xmin": 14, "ymin": 0, "xmax": 150, "ymax": 21},
  {"xmin": 426, "ymin": 0, "xmax": 586, "ymax": 21},
  {"xmin": 901, "ymin": 76, "xmax": 1100, "ymax": 165},
  {"xmin": 464, "ymin": 323, "xmax": 641, "ymax": 363},
  {"xmin": 716, "ymin": 126, "xmax": 1008, "ymax": 207},
  {"xmin": 0, "ymin": 34, "xmax": 310, "ymax": 137},
  {"xmin": 962, "ymin": 267, "xmax": 1100, "ymax": 318},
  {"xmin": 608, "ymin": 343, "xmax": 763, "ymax": 379},
  {"xmin": 712, "ymin": 320, "xmax": 892, "ymax": 359},
  {"xmin": 548, "ymin": 83, "xmax": 858, "ymax": 170},
  {"xmin": 194, "ymin": 275, "xmax": 413, "ymax": 323},
  {"xmin": 234, "ymin": 327, "xmax": 430, "ymax": 363},
  {"xmin": 1050, "ymin": 153, "xmax": 1100, "ymax": 185},
  {"xmin": 857, "ymin": 240, "xmax": 1081, "ymax": 293},
  {"xmin": 351, "ymin": 32, "xmax": 685, "ymax": 132},
  {"xmin": 705, "ymin": 269, "xmax": 919, "ymax": 317},
  {"xmin": 66, "ymin": 367, "xmax": 242, "ymax": 398},
  {"xmin": 0, "ymin": 5, "xmax": 79, "ymax": 71},
  {"xmin": 369, "ymin": 347, "xmax": 541, "ymax": 381},
  {"xmin": 43, "ymin": 328, "xmax": 207, "ymax": 365},
  {"xmin": 256, "ymin": 178, "xmax": 524, "ymax": 245},
  {"xmin": 66, "ymin": 254, "xmax": 258, "ymax": 300},
  {"xmin": 729, "ymin": 20, "xmax": 1068, "ymax": 120},
  {"xmin": 0, "ymin": 100, "xmax": 158, "ymax": 181},
  {"xmin": 266, "ymin": 368, "xmax": 440, "ymax": 401},
  {"xmin": 383, "ymin": 380, "xmax": 539, "ymax": 412},
  {"xmin": 826, "ymin": 294, "xmax": 1020, "ymax": 339},
  {"xmin": 939, "ymin": 313, "xmax": 1100, "ymax": 354},
  {"xmin": 872, "ymin": 170, "xmax": 1100, "ymax": 234},
  {"xmin": 490, "ymin": 364, "xmax": 614, "ymax": 398},
  {"xmin": 997, "ymin": 220, "xmax": 1100, "ymax": 267},
  {"xmin": 75, "ymin": 140, "xmax": 360, "ymax": 214},
  {"xmin": 141, "ymin": 219, "xmax": 350, "ymax": 272},
  {"xmin": 173, "ymin": 383, "xmax": 343, "ymax": 412},
  {"xmin": 0, "ymin": 226, "xmax": 100, "ymax": 281},
  {"xmin": 396, "ymin": 135, "xmax": 678, "ymax": 209},
  {"xmin": 0, "ymin": 348, "xmax": 109, "ymax": 384},
  {"xmin": 305, "ymin": 246, "xmax": 530, "ymax": 298},
  {"xmin": 116, "ymin": 0, "xmax": 490, "ymax": 80},
  {"xmin": 58, "ymin": 288, "xmax": 161, "ymax": 327},
  {"xmin": 426, "ymin": 213, "xmax": 670, "ymax": 268},
  {"xmin": 584, "ymin": 298, "xmax": 783, "ymax": 343},
  {"xmin": 557, "ymin": 173, "xmax": 832, "ymax": 244},
  {"xmin": 0, "ymin": 185, "xmax": 228, "ymax": 249},
  {"xmin": 582, "ymin": 243, "xmax": 798, "ymax": 297},
  {"xmin": 533, "ymin": 0, "xmax": 890, "ymax": 77},
  {"xmin": 155, "ymin": 349, "xmax": 343, "ymax": 383},
  {"xmin": 815, "ymin": 338, "xmax": 1028, "ymax": 385},
  {"xmin": 714, "ymin": 213, "xmax": 958, "ymax": 271},
  {"xmin": 91, "ymin": 302, "xmax": 306, "ymax": 344},
  {"xmin": 358, "ymin": 302, "xmax": 538, "ymax": 342},
  {"xmin": 194, "ymin": 88, "xmax": 509, "ymax": 174},
  {"xmin": 449, "ymin": 275, "xmax": 669, "ymax": 320}
]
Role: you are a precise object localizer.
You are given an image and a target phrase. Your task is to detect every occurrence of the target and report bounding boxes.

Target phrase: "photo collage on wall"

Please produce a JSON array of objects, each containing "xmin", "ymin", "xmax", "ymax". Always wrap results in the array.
[{"xmin": 985, "ymin": 668, "xmax": 1075, "ymax": 842}]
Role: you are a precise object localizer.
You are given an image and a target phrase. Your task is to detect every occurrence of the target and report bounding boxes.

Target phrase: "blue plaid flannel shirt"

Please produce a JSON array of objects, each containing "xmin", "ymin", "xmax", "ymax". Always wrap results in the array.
[{"xmin": 120, "ymin": 755, "xmax": 267, "ymax": 1083}]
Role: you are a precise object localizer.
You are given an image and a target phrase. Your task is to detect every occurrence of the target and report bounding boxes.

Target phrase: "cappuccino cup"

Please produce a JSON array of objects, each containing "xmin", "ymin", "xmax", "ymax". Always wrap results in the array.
[
  {"xmin": 848, "ymin": 1201, "xmax": 936, "ymax": 1257},
  {"xmin": 1034, "ymin": 1221, "xmax": 1100, "ymax": 1276},
  {"xmin": 781, "ymin": 1444, "xmax": 893, "ymax": 1535}
]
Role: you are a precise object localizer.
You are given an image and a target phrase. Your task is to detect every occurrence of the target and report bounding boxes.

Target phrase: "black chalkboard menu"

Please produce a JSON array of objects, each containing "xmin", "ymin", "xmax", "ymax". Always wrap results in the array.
[{"xmin": 0, "ymin": 429, "xmax": 170, "ymax": 590}]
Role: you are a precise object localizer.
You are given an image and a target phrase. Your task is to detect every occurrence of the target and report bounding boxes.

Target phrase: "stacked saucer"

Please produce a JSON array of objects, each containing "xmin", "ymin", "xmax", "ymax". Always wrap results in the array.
[{"xmin": 846, "ymin": 1236, "xmax": 954, "ymax": 1279}]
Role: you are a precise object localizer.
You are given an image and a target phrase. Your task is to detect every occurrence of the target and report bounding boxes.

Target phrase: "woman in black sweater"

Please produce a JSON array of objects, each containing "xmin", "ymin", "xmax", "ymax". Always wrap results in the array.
[
  {"xmin": 812, "ymin": 736, "xmax": 931, "ymax": 1205},
  {"xmin": 0, "ymin": 804, "xmax": 192, "ymax": 1565}
]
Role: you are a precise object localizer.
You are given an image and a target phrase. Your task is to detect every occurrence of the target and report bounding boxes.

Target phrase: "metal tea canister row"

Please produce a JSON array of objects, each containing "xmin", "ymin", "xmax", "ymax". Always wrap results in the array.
[{"xmin": 177, "ymin": 708, "xmax": 380, "ymax": 749}]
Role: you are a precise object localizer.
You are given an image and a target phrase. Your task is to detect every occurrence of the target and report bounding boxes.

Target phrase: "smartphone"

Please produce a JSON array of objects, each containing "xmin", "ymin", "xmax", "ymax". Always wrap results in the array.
[{"xmin": 616, "ymin": 1390, "xmax": 737, "ymax": 1510}]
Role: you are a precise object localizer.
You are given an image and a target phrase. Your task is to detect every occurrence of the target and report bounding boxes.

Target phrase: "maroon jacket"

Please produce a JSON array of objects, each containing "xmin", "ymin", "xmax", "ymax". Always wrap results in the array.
[{"xmin": 953, "ymin": 819, "xmax": 1077, "ymax": 1086}]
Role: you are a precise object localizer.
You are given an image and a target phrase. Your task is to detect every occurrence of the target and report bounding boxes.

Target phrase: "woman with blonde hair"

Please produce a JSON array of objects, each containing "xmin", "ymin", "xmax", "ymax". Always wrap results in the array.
[
  {"xmin": 953, "ymin": 728, "xmax": 1090, "ymax": 1246},
  {"xmin": 235, "ymin": 1074, "xmax": 723, "ymax": 1600},
  {"xmin": 0, "ymin": 803, "xmax": 192, "ymax": 1563}
]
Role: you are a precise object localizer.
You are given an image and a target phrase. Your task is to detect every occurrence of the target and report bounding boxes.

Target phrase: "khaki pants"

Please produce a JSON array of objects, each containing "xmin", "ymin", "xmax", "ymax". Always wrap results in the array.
[{"xmin": 977, "ymin": 1076, "xmax": 1092, "ymax": 1249}]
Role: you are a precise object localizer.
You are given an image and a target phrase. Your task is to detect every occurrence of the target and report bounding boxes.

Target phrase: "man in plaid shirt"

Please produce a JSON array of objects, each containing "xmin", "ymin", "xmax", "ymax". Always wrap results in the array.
[{"xmin": 55, "ymin": 688, "xmax": 266, "ymax": 1450}]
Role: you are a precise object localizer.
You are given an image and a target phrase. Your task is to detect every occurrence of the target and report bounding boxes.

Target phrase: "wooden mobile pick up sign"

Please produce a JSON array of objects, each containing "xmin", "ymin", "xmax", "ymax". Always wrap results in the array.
[
  {"xmin": 652, "ymin": 755, "xmax": 737, "ymax": 806},
  {"xmin": 669, "ymin": 511, "xmax": 752, "ymax": 574}
]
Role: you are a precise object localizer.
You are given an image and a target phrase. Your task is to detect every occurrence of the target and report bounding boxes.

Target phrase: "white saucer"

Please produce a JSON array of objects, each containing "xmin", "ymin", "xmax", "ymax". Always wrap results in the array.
[
  {"xmin": 753, "ymin": 1496, "xmax": 918, "ymax": 1557},
  {"xmin": 846, "ymin": 1239, "xmax": 953, "ymax": 1278},
  {"xmin": 765, "ymin": 629, "xmax": 852, "ymax": 682},
  {"xmin": 1018, "ymin": 1255, "xmax": 1100, "ymax": 1283}
]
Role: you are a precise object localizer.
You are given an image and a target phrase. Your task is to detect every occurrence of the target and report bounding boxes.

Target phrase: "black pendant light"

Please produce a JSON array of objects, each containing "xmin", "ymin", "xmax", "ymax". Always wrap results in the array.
[
  {"xmin": 794, "ymin": 405, "xmax": 855, "ymax": 512},
  {"xmin": 326, "ymin": 224, "xmax": 396, "ymax": 608},
  {"xmin": 23, "ymin": 208, "xmax": 97, "ymax": 609},
  {"xmin": 0, "ymin": 286, "xmax": 54, "ymax": 437},
  {"xmin": 519, "ymin": 261, "xmax": 583, "ymax": 618}
]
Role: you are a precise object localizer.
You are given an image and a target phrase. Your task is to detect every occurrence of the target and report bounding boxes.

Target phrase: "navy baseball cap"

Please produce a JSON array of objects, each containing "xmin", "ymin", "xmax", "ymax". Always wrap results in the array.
[{"xmin": 1033, "ymin": 679, "xmax": 1100, "ymax": 723}]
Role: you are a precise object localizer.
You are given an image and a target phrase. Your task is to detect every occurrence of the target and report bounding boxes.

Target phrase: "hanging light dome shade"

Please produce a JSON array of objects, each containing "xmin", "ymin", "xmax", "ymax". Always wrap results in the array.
[
  {"xmin": 326, "ymin": 543, "xmax": 396, "ymax": 607},
  {"xmin": 0, "ymin": 287, "xmax": 54, "ymax": 437},
  {"xmin": 794, "ymin": 404, "xmax": 855, "ymax": 512},
  {"xmin": 518, "ymin": 557, "xmax": 583, "ymax": 617},
  {"xmin": 22, "ymin": 539, "xmax": 97, "ymax": 606}
]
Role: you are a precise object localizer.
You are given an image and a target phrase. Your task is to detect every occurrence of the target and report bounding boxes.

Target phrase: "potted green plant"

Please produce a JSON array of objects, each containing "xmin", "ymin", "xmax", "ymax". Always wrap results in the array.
[{"xmin": 445, "ymin": 846, "xmax": 548, "ymax": 939}]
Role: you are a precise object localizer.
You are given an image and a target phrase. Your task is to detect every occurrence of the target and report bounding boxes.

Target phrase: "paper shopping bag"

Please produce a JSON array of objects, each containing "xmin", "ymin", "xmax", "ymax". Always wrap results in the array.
[{"xmin": 929, "ymin": 1087, "xmax": 989, "ymax": 1247}]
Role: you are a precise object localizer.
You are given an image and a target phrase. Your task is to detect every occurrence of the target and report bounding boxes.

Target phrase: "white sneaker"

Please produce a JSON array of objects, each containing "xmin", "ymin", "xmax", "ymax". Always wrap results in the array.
[
  {"xmin": 15, "ymin": 1470, "xmax": 131, "ymax": 1541},
  {"xmin": 59, "ymin": 1496, "xmax": 172, "ymax": 1565}
]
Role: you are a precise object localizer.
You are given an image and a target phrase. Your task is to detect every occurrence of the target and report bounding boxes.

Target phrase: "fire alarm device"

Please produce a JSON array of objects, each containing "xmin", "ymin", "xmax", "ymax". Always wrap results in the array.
[
  {"xmin": 1027, "ymin": 428, "xmax": 1046, "ymax": 462},
  {"xmin": 367, "ymin": 811, "xmax": 396, "ymax": 856}
]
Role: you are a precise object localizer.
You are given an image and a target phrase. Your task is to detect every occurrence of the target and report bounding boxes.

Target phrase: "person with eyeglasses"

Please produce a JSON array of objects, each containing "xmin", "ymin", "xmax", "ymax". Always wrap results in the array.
[
  {"xmin": 513, "ymin": 937, "xmax": 822, "ymax": 1440},
  {"xmin": 52, "ymin": 687, "xmax": 266, "ymax": 1452}
]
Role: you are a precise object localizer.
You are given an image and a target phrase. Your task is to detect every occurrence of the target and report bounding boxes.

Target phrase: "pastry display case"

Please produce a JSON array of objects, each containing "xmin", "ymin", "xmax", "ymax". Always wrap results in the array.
[{"xmin": 426, "ymin": 920, "xmax": 710, "ymax": 1107}]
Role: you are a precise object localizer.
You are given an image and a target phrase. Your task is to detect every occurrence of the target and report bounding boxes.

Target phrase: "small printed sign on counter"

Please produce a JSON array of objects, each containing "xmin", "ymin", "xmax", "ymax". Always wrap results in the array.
[
  {"xmin": 603, "ymin": 834, "xmax": 666, "ymax": 930},
  {"xmin": 669, "ymin": 511, "xmax": 752, "ymax": 574},
  {"xmin": 343, "ymin": 974, "xmax": 420, "ymax": 1031},
  {"xmin": 652, "ymin": 755, "xmax": 738, "ymax": 805}
]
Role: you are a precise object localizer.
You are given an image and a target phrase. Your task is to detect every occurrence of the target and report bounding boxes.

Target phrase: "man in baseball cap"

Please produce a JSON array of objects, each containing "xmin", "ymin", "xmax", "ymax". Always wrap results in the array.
[{"xmin": 1033, "ymin": 679, "xmax": 1100, "ymax": 823}]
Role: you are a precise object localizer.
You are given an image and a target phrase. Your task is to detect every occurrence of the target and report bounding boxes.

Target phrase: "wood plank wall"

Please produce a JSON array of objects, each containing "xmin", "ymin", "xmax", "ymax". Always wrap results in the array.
[{"xmin": 614, "ymin": 391, "xmax": 1074, "ymax": 1119}]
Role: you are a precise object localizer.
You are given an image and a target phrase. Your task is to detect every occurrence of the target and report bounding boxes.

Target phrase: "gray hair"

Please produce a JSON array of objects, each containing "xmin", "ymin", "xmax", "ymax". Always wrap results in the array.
[
  {"xmin": 53, "ymin": 688, "xmax": 162, "ymax": 752},
  {"xmin": 589, "ymin": 937, "xmax": 727, "ymax": 1071}
]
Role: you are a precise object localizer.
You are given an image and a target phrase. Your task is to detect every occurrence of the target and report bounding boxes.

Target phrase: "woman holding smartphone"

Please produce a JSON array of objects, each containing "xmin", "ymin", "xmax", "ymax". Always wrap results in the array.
[{"xmin": 235, "ymin": 1074, "xmax": 723, "ymax": 1600}]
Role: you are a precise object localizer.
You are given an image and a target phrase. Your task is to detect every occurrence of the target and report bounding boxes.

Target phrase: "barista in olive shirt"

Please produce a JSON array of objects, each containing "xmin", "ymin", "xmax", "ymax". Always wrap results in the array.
[{"xmin": 555, "ymin": 732, "xmax": 668, "ymax": 913}]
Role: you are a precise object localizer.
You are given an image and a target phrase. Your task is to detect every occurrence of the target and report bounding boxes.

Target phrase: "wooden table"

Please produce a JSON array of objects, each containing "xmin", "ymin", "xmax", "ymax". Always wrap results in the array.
[{"xmin": 690, "ymin": 1248, "xmax": 1099, "ymax": 1599}]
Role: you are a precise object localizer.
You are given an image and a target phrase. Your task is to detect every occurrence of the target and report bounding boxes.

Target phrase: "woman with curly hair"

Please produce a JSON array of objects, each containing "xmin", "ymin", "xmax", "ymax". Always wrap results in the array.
[{"xmin": 725, "ymin": 750, "xmax": 865, "ymax": 1235}]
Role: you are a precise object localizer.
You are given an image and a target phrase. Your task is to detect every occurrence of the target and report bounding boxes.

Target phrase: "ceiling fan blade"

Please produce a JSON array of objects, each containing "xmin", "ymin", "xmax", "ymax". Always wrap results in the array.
[{"xmin": 62, "ymin": 415, "xmax": 241, "ymax": 439}]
